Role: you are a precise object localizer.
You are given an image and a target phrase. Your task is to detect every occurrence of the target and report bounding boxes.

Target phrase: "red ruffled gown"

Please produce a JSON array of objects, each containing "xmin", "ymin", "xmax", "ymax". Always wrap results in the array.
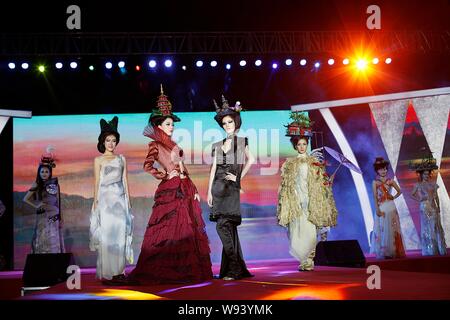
[{"xmin": 129, "ymin": 126, "xmax": 212, "ymax": 284}]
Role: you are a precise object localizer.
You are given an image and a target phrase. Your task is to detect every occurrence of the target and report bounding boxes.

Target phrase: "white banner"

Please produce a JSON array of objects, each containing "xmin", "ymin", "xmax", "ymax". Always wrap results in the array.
[
  {"xmin": 0, "ymin": 116, "xmax": 10, "ymax": 134},
  {"xmin": 412, "ymin": 95, "xmax": 450, "ymax": 246},
  {"xmin": 370, "ymin": 101, "xmax": 420, "ymax": 249}
]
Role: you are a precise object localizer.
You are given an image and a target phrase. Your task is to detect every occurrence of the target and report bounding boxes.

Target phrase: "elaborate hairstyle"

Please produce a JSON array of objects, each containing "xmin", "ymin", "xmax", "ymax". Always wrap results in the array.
[
  {"xmin": 35, "ymin": 147, "xmax": 56, "ymax": 200},
  {"xmin": 150, "ymin": 115, "xmax": 174, "ymax": 128},
  {"xmin": 213, "ymin": 95, "xmax": 243, "ymax": 129},
  {"xmin": 408, "ymin": 149, "xmax": 439, "ymax": 182},
  {"xmin": 408, "ymin": 149, "xmax": 438, "ymax": 174},
  {"xmin": 219, "ymin": 112, "xmax": 242, "ymax": 131},
  {"xmin": 97, "ymin": 116, "xmax": 120, "ymax": 153},
  {"xmin": 290, "ymin": 135, "xmax": 310, "ymax": 150},
  {"xmin": 373, "ymin": 157, "xmax": 390, "ymax": 173},
  {"xmin": 40, "ymin": 148, "xmax": 56, "ymax": 169},
  {"xmin": 148, "ymin": 85, "xmax": 180, "ymax": 126}
]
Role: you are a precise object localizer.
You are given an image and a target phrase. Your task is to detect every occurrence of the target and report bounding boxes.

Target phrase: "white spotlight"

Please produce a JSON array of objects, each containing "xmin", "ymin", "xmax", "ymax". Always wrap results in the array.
[
  {"xmin": 225, "ymin": 64, "xmax": 231, "ymax": 70},
  {"xmin": 118, "ymin": 61, "xmax": 125, "ymax": 68},
  {"xmin": 300, "ymin": 59, "xmax": 307, "ymax": 66},
  {"xmin": 210, "ymin": 60, "xmax": 218, "ymax": 67},
  {"xmin": 328, "ymin": 59, "xmax": 335, "ymax": 65},
  {"xmin": 55, "ymin": 62, "xmax": 63, "ymax": 69},
  {"xmin": 285, "ymin": 59, "xmax": 292, "ymax": 66},
  {"xmin": 239, "ymin": 60, "xmax": 247, "ymax": 67},
  {"xmin": 8, "ymin": 63, "xmax": 16, "ymax": 69},
  {"xmin": 254, "ymin": 59, "xmax": 262, "ymax": 66},
  {"xmin": 148, "ymin": 60, "xmax": 157, "ymax": 68},
  {"xmin": 21, "ymin": 63, "xmax": 29, "ymax": 70},
  {"xmin": 385, "ymin": 57, "xmax": 392, "ymax": 64},
  {"xmin": 105, "ymin": 62, "xmax": 113, "ymax": 69},
  {"xmin": 70, "ymin": 62, "xmax": 77, "ymax": 69},
  {"xmin": 196, "ymin": 60, "xmax": 203, "ymax": 67},
  {"xmin": 164, "ymin": 59, "xmax": 172, "ymax": 68}
]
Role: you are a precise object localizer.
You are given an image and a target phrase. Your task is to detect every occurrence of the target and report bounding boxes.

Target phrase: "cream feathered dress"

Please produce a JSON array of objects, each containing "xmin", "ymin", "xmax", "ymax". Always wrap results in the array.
[{"xmin": 277, "ymin": 153, "xmax": 338, "ymax": 270}]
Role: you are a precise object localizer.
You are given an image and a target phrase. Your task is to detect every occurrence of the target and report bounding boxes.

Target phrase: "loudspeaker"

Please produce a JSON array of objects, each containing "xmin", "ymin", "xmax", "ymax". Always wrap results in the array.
[
  {"xmin": 22, "ymin": 253, "xmax": 74, "ymax": 287},
  {"xmin": 314, "ymin": 240, "xmax": 366, "ymax": 268}
]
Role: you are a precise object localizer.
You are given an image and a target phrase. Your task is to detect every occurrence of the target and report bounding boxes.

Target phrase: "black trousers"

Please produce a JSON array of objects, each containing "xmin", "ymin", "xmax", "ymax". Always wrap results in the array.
[{"xmin": 216, "ymin": 217, "xmax": 252, "ymax": 279}]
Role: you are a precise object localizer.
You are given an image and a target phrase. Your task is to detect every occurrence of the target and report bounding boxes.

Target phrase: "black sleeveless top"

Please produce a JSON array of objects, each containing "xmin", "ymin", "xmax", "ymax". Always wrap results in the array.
[{"xmin": 211, "ymin": 135, "xmax": 248, "ymax": 219}]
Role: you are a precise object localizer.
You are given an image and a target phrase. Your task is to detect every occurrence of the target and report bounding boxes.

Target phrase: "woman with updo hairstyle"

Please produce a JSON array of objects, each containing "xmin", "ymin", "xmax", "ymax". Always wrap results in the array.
[
  {"xmin": 410, "ymin": 154, "xmax": 447, "ymax": 256},
  {"xmin": 89, "ymin": 116, "xmax": 134, "ymax": 285},
  {"xmin": 290, "ymin": 135, "xmax": 309, "ymax": 151},
  {"xmin": 23, "ymin": 148, "xmax": 65, "ymax": 254},
  {"xmin": 277, "ymin": 112, "xmax": 338, "ymax": 271},
  {"xmin": 370, "ymin": 157, "xmax": 405, "ymax": 259},
  {"xmin": 129, "ymin": 85, "xmax": 212, "ymax": 284},
  {"xmin": 97, "ymin": 130, "xmax": 120, "ymax": 153},
  {"xmin": 207, "ymin": 95, "xmax": 255, "ymax": 281}
]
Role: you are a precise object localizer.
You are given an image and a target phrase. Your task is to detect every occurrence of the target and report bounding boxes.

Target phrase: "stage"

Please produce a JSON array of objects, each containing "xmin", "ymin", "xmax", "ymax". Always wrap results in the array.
[{"xmin": 1, "ymin": 251, "xmax": 449, "ymax": 300}]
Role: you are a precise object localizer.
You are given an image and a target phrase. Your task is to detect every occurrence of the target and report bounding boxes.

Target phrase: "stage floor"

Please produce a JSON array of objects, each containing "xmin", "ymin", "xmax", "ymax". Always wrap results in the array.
[{"xmin": 1, "ymin": 251, "xmax": 450, "ymax": 300}]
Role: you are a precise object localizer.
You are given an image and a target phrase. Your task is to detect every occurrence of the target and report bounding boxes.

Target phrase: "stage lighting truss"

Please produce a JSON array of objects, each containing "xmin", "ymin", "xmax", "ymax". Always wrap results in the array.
[{"xmin": 4, "ymin": 56, "xmax": 393, "ymax": 72}]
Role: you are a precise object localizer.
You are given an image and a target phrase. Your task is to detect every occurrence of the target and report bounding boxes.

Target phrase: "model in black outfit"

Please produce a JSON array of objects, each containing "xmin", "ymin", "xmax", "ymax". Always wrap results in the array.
[{"xmin": 207, "ymin": 96, "xmax": 255, "ymax": 281}]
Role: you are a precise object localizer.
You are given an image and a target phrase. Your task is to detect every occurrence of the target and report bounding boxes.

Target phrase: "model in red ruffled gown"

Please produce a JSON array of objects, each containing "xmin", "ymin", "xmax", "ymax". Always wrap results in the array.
[{"xmin": 129, "ymin": 86, "xmax": 212, "ymax": 284}]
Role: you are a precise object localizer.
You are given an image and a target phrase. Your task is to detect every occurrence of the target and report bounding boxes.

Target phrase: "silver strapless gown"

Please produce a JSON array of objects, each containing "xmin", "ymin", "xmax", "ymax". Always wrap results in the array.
[{"xmin": 89, "ymin": 155, "xmax": 133, "ymax": 280}]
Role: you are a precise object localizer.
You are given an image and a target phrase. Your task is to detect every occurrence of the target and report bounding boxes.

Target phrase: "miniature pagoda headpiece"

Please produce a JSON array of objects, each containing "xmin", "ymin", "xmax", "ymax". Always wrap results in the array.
[
  {"xmin": 285, "ymin": 111, "xmax": 314, "ymax": 137},
  {"xmin": 148, "ymin": 84, "xmax": 181, "ymax": 124}
]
